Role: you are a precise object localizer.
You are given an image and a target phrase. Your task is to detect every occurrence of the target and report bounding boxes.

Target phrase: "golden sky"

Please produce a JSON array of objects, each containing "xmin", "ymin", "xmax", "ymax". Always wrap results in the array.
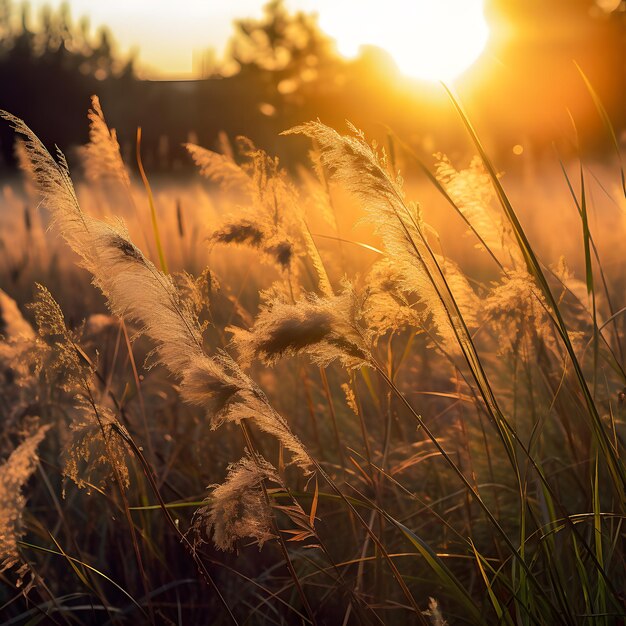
[
  {"xmin": 26, "ymin": 0, "xmax": 490, "ymax": 81},
  {"xmin": 30, "ymin": 0, "xmax": 332, "ymax": 77},
  {"xmin": 28, "ymin": 0, "xmax": 277, "ymax": 77}
]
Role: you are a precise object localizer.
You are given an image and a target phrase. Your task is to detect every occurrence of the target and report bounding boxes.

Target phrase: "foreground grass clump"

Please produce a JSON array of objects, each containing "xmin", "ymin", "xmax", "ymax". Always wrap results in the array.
[{"xmin": 0, "ymin": 95, "xmax": 625, "ymax": 625}]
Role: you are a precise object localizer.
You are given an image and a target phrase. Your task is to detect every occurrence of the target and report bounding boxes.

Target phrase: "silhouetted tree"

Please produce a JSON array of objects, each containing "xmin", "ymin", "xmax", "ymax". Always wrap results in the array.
[
  {"xmin": 221, "ymin": 0, "xmax": 345, "ymax": 130},
  {"xmin": 229, "ymin": 0, "xmax": 334, "ymax": 74},
  {"xmin": 0, "ymin": 0, "xmax": 136, "ymax": 166}
]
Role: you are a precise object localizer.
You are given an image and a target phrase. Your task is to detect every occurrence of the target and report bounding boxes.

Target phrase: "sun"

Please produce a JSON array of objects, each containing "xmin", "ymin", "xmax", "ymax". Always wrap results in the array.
[{"xmin": 316, "ymin": 0, "xmax": 490, "ymax": 82}]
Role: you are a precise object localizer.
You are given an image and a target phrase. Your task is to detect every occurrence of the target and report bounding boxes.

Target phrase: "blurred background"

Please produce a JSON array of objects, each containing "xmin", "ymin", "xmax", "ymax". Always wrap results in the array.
[{"xmin": 0, "ymin": 0, "xmax": 624, "ymax": 173}]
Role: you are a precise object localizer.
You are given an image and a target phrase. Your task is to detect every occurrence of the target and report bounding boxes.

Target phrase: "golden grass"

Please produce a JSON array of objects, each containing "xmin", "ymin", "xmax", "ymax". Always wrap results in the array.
[{"xmin": 0, "ymin": 96, "xmax": 625, "ymax": 625}]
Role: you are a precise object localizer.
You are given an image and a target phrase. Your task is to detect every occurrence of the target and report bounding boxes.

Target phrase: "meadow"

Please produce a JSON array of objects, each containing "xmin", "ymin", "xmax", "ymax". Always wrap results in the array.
[{"xmin": 0, "ymin": 89, "xmax": 625, "ymax": 625}]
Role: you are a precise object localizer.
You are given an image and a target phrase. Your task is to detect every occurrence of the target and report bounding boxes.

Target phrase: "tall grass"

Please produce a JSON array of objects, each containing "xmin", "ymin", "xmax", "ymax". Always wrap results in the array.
[{"xmin": 0, "ymin": 92, "xmax": 624, "ymax": 625}]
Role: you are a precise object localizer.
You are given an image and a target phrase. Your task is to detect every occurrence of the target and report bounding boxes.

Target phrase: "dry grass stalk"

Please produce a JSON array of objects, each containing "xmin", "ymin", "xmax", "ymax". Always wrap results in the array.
[
  {"xmin": 193, "ymin": 451, "xmax": 281, "ymax": 551},
  {"xmin": 0, "ymin": 424, "xmax": 50, "ymax": 579},
  {"xmin": 484, "ymin": 269, "xmax": 553, "ymax": 353},
  {"xmin": 362, "ymin": 259, "xmax": 421, "ymax": 336},
  {"xmin": 29, "ymin": 285, "xmax": 131, "ymax": 491},
  {"xmin": 63, "ymin": 399, "xmax": 130, "ymax": 493},
  {"xmin": 434, "ymin": 154, "xmax": 519, "ymax": 265},
  {"xmin": 3, "ymin": 110, "xmax": 312, "ymax": 472},
  {"xmin": 29, "ymin": 283, "xmax": 93, "ymax": 391},
  {"xmin": 230, "ymin": 284, "xmax": 371, "ymax": 370},
  {"xmin": 284, "ymin": 121, "xmax": 465, "ymax": 348},
  {"xmin": 80, "ymin": 95, "xmax": 131, "ymax": 187},
  {"xmin": 0, "ymin": 290, "xmax": 39, "ymax": 425},
  {"xmin": 0, "ymin": 289, "xmax": 35, "ymax": 342},
  {"xmin": 188, "ymin": 138, "xmax": 309, "ymax": 285},
  {"xmin": 185, "ymin": 142, "xmax": 253, "ymax": 195}
]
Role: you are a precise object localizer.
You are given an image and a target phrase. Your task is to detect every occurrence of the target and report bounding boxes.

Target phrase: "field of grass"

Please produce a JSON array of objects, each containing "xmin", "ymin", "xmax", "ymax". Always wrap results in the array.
[{"xmin": 0, "ymin": 91, "xmax": 625, "ymax": 625}]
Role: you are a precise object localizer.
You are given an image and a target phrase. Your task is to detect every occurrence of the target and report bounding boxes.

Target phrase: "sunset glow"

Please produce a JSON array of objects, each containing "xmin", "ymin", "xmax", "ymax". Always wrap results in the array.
[
  {"xmin": 2, "ymin": 0, "xmax": 625, "ymax": 621},
  {"xmin": 316, "ymin": 0, "xmax": 490, "ymax": 81},
  {"xmin": 28, "ymin": 0, "xmax": 490, "ymax": 80}
]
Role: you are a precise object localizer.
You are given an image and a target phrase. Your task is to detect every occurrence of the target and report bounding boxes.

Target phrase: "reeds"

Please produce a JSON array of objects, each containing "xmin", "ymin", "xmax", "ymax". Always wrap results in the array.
[
  {"xmin": 0, "ymin": 91, "xmax": 624, "ymax": 625},
  {"xmin": 193, "ymin": 451, "xmax": 282, "ymax": 551},
  {"xmin": 0, "ymin": 424, "xmax": 50, "ymax": 579},
  {"xmin": 230, "ymin": 284, "xmax": 371, "ymax": 369}
]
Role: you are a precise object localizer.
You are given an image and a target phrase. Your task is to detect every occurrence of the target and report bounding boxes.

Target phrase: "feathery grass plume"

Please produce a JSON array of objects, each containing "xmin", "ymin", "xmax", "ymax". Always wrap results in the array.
[
  {"xmin": 341, "ymin": 383, "xmax": 359, "ymax": 416},
  {"xmin": 192, "ymin": 134, "xmax": 333, "ymax": 297},
  {"xmin": 284, "ymin": 122, "xmax": 460, "ymax": 348},
  {"xmin": 263, "ymin": 235, "xmax": 296, "ymax": 273},
  {"xmin": 225, "ymin": 389, "xmax": 313, "ymax": 472},
  {"xmin": 209, "ymin": 217, "xmax": 302, "ymax": 284},
  {"xmin": 0, "ymin": 290, "xmax": 35, "ymax": 378},
  {"xmin": 0, "ymin": 289, "xmax": 35, "ymax": 342},
  {"xmin": 435, "ymin": 154, "xmax": 524, "ymax": 269},
  {"xmin": 28, "ymin": 283, "xmax": 92, "ymax": 391},
  {"xmin": 180, "ymin": 352, "xmax": 254, "ymax": 422},
  {"xmin": 230, "ymin": 284, "xmax": 371, "ymax": 369},
  {"xmin": 2, "ymin": 112, "xmax": 312, "ymax": 471},
  {"xmin": 435, "ymin": 156, "xmax": 502, "ymax": 249},
  {"xmin": 484, "ymin": 269, "xmax": 556, "ymax": 354},
  {"xmin": 174, "ymin": 269, "xmax": 215, "ymax": 322},
  {"xmin": 4, "ymin": 109, "xmax": 205, "ymax": 372},
  {"xmin": 439, "ymin": 259, "xmax": 480, "ymax": 329},
  {"xmin": 190, "ymin": 137, "xmax": 308, "ymax": 283},
  {"xmin": 182, "ymin": 352, "xmax": 312, "ymax": 471},
  {"xmin": 27, "ymin": 286, "xmax": 131, "ymax": 492},
  {"xmin": 210, "ymin": 221, "xmax": 299, "ymax": 277},
  {"xmin": 193, "ymin": 451, "xmax": 281, "ymax": 552},
  {"xmin": 76, "ymin": 225, "xmax": 312, "ymax": 468},
  {"xmin": 298, "ymin": 217, "xmax": 334, "ymax": 298},
  {"xmin": 211, "ymin": 218, "xmax": 266, "ymax": 247},
  {"xmin": 362, "ymin": 259, "xmax": 421, "ymax": 337},
  {"xmin": 2, "ymin": 109, "xmax": 206, "ymax": 373},
  {"xmin": 237, "ymin": 141, "xmax": 295, "ymax": 222},
  {"xmin": 185, "ymin": 142, "xmax": 254, "ymax": 195},
  {"xmin": 0, "ymin": 112, "xmax": 203, "ymax": 375},
  {"xmin": 80, "ymin": 95, "xmax": 130, "ymax": 187},
  {"xmin": 1, "ymin": 110, "xmax": 100, "ymax": 275},
  {"xmin": 0, "ymin": 424, "xmax": 50, "ymax": 579},
  {"xmin": 63, "ymin": 399, "xmax": 130, "ymax": 493},
  {"xmin": 0, "ymin": 290, "xmax": 40, "ymax": 425},
  {"xmin": 423, "ymin": 597, "xmax": 448, "ymax": 626},
  {"xmin": 553, "ymin": 256, "xmax": 597, "ymax": 321}
]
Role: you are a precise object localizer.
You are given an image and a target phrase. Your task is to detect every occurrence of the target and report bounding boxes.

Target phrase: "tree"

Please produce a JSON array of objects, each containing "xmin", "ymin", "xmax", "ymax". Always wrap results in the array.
[{"xmin": 228, "ymin": 0, "xmax": 336, "ymax": 77}]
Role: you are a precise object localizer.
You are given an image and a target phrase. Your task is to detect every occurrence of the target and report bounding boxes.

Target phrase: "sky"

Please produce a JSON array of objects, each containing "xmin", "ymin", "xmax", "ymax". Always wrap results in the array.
[{"xmin": 25, "ymin": 0, "xmax": 347, "ymax": 77}]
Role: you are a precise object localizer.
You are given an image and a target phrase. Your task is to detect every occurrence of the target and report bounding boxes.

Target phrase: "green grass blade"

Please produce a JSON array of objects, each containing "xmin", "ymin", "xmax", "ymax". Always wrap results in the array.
[
  {"xmin": 136, "ymin": 126, "xmax": 169, "ymax": 274},
  {"xmin": 443, "ymin": 83, "xmax": 626, "ymax": 501},
  {"xmin": 593, "ymin": 453, "xmax": 607, "ymax": 625},
  {"xmin": 579, "ymin": 164, "xmax": 599, "ymax": 395},
  {"xmin": 389, "ymin": 517, "xmax": 482, "ymax": 623},
  {"xmin": 557, "ymin": 155, "xmax": 625, "ymax": 369},
  {"xmin": 470, "ymin": 540, "xmax": 514, "ymax": 625},
  {"xmin": 20, "ymin": 540, "xmax": 147, "ymax": 617}
]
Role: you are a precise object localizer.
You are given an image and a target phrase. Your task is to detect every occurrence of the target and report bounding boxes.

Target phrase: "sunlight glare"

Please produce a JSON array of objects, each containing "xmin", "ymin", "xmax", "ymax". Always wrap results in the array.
[{"xmin": 316, "ymin": 0, "xmax": 489, "ymax": 82}]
